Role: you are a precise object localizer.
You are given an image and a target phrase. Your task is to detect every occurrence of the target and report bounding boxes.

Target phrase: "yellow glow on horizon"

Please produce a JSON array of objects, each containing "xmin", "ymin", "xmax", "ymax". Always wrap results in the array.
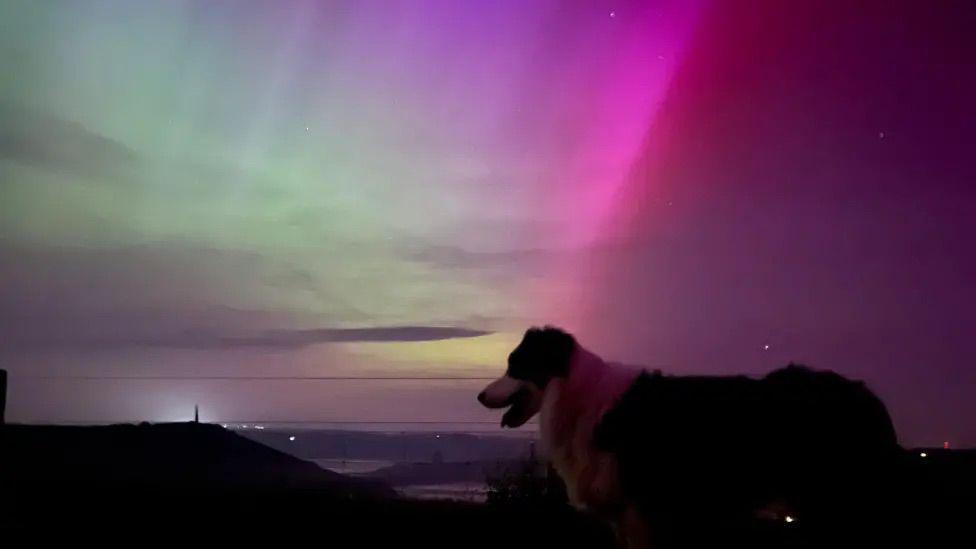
[{"xmin": 341, "ymin": 331, "xmax": 521, "ymax": 372}]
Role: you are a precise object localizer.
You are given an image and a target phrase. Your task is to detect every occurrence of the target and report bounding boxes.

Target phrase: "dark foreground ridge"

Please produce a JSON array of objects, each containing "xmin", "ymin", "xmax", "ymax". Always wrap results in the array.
[
  {"xmin": 0, "ymin": 421, "xmax": 393, "ymax": 500},
  {"xmin": 1, "ymin": 422, "xmax": 973, "ymax": 547},
  {"xmin": 0, "ymin": 422, "xmax": 613, "ymax": 546}
]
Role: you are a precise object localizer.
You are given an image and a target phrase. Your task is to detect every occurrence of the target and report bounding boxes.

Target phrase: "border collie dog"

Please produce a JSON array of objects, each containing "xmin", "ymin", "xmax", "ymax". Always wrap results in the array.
[{"xmin": 478, "ymin": 327, "xmax": 899, "ymax": 547}]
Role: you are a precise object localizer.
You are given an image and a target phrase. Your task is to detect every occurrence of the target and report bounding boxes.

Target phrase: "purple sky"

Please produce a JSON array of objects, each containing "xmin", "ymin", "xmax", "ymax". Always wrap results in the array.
[{"xmin": 579, "ymin": 0, "xmax": 976, "ymax": 447}]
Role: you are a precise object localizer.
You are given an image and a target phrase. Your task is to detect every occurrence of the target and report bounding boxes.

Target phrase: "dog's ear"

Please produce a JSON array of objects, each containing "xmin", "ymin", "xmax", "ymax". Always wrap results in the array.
[
  {"xmin": 537, "ymin": 326, "xmax": 575, "ymax": 376},
  {"xmin": 508, "ymin": 326, "xmax": 576, "ymax": 387}
]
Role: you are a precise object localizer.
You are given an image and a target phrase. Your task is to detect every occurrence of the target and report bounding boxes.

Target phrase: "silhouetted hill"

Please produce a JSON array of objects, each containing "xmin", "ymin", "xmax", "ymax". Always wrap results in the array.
[
  {"xmin": 0, "ymin": 421, "xmax": 615, "ymax": 546},
  {"xmin": 1, "ymin": 422, "xmax": 391, "ymax": 493},
  {"xmin": 0, "ymin": 422, "xmax": 393, "ymax": 527}
]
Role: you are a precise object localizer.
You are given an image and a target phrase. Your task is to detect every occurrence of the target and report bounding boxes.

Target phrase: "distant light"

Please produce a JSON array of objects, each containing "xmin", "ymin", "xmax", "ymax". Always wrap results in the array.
[
  {"xmin": 658, "ymin": 55, "xmax": 666, "ymax": 61},
  {"xmin": 609, "ymin": 10, "xmax": 616, "ymax": 18},
  {"xmin": 289, "ymin": 436, "xmax": 296, "ymax": 441},
  {"xmin": 435, "ymin": 434, "xmax": 441, "ymax": 439},
  {"xmin": 241, "ymin": 424, "xmax": 249, "ymax": 429},
  {"xmin": 785, "ymin": 516, "xmax": 795, "ymax": 523},
  {"xmin": 879, "ymin": 131, "xmax": 885, "ymax": 139},
  {"xmin": 255, "ymin": 425, "xmax": 265, "ymax": 430},
  {"xmin": 920, "ymin": 452, "xmax": 927, "ymax": 458},
  {"xmin": 944, "ymin": 441, "xmax": 950, "ymax": 450},
  {"xmin": 305, "ymin": 126, "xmax": 309, "ymax": 132},
  {"xmin": 763, "ymin": 344, "xmax": 770, "ymax": 351}
]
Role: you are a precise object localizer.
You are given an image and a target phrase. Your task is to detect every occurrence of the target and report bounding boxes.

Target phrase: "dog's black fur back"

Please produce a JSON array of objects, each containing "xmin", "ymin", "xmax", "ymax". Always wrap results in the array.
[{"xmin": 594, "ymin": 364, "xmax": 899, "ymax": 544}]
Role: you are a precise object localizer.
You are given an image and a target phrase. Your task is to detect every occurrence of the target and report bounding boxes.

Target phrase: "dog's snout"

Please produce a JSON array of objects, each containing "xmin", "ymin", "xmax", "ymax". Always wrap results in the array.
[{"xmin": 479, "ymin": 375, "xmax": 525, "ymax": 409}]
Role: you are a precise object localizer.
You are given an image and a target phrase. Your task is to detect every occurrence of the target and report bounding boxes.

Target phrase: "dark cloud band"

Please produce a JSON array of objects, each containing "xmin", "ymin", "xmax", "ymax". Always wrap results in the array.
[{"xmin": 3, "ymin": 325, "xmax": 491, "ymax": 351}]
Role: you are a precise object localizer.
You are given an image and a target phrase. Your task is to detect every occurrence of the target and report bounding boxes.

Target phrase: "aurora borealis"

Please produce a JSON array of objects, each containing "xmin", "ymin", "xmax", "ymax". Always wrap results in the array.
[{"xmin": 1, "ymin": 1, "xmax": 974, "ymax": 446}]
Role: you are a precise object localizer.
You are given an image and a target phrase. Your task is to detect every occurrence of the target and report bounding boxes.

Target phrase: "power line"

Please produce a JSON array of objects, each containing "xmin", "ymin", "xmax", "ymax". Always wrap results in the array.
[
  {"xmin": 22, "ymin": 375, "xmax": 497, "ymax": 381},
  {"xmin": 16, "ymin": 377, "xmax": 514, "ymax": 430},
  {"xmin": 29, "ymin": 420, "xmax": 530, "ymax": 425},
  {"xmin": 23, "ymin": 420, "xmax": 537, "ymax": 433},
  {"xmin": 220, "ymin": 420, "xmax": 532, "ymax": 425}
]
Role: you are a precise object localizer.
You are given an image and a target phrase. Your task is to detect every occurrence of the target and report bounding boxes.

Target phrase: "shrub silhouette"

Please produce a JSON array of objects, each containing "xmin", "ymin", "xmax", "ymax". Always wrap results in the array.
[{"xmin": 485, "ymin": 458, "xmax": 567, "ymax": 507}]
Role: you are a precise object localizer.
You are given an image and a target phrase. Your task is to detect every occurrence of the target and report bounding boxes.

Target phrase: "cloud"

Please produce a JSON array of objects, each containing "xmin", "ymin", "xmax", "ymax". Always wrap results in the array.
[
  {"xmin": 220, "ymin": 326, "xmax": 492, "ymax": 347},
  {"xmin": 0, "ymin": 242, "xmax": 490, "ymax": 352},
  {"xmin": 3, "ymin": 325, "xmax": 491, "ymax": 351},
  {"xmin": 0, "ymin": 103, "xmax": 137, "ymax": 181},
  {"xmin": 402, "ymin": 240, "xmax": 622, "ymax": 277},
  {"xmin": 404, "ymin": 243, "xmax": 555, "ymax": 270}
]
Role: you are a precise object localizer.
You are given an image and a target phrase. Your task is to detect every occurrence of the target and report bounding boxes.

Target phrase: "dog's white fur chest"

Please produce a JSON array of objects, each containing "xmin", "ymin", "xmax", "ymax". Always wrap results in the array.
[{"xmin": 539, "ymin": 348, "xmax": 640, "ymax": 513}]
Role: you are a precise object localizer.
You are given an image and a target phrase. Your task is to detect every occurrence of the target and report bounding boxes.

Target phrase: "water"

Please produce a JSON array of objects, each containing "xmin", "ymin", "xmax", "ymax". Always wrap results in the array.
[
  {"xmin": 314, "ymin": 458, "xmax": 490, "ymax": 502},
  {"xmin": 397, "ymin": 482, "xmax": 489, "ymax": 503},
  {"xmin": 312, "ymin": 458, "xmax": 394, "ymax": 475}
]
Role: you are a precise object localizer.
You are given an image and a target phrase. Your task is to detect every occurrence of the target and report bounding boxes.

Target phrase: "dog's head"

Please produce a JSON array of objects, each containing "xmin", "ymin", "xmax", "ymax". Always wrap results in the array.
[{"xmin": 477, "ymin": 326, "xmax": 576, "ymax": 427}]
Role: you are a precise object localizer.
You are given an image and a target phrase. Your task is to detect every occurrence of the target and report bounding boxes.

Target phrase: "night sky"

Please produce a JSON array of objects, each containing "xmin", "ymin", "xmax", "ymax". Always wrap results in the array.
[{"xmin": 1, "ymin": 1, "xmax": 973, "ymax": 447}]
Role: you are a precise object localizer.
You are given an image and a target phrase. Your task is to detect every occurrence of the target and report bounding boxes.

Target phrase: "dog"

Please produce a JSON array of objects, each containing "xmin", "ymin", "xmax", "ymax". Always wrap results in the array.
[{"xmin": 478, "ymin": 326, "xmax": 900, "ymax": 548}]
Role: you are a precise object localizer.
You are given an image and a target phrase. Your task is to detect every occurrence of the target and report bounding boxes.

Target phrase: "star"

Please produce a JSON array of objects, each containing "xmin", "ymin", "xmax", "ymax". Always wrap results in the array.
[
  {"xmin": 609, "ymin": 10, "xmax": 616, "ymax": 18},
  {"xmin": 763, "ymin": 344, "xmax": 770, "ymax": 350}
]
